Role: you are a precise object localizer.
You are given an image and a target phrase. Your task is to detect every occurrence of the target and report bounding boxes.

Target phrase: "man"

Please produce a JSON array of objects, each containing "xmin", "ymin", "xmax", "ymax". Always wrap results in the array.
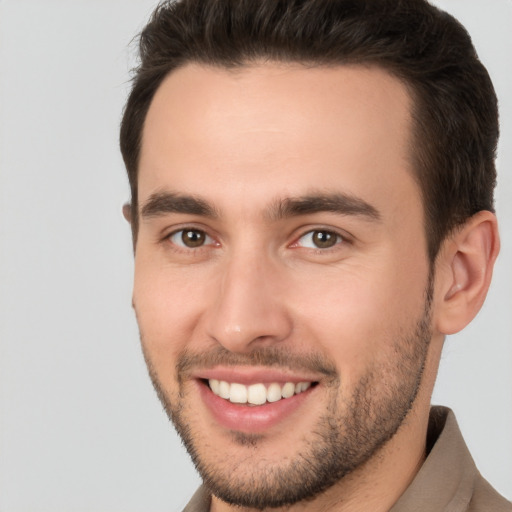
[{"xmin": 119, "ymin": 0, "xmax": 511, "ymax": 510}]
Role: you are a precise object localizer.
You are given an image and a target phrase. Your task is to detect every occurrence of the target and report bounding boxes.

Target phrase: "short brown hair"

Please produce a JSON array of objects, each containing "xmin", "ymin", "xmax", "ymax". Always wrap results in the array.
[{"xmin": 120, "ymin": 0, "xmax": 499, "ymax": 261}]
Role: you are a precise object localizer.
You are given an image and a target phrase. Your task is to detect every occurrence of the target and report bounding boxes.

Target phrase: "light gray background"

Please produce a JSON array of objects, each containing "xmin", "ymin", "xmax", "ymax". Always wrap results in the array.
[{"xmin": 0, "ymin": 1, "xmax": 510, "ymax": 510}]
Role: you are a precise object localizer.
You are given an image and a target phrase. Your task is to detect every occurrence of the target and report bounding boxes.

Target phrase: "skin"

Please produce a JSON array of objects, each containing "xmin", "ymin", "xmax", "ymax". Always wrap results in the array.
[{"xmin": 129, "ymin": 63, "xmax": 499, "ymax": 512}]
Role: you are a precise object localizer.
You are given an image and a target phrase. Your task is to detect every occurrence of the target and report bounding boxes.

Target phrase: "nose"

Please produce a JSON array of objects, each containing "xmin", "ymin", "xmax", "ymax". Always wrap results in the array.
[{"xmin": 205, "ymin": 250, "xmax": 293, "ymax": 353}]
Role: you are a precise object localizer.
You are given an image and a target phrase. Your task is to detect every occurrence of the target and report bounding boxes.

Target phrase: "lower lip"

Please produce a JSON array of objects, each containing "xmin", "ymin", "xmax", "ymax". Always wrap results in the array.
[{"xmin": 198, "ymin": 381, "xmax": 316, "ymax": 433}]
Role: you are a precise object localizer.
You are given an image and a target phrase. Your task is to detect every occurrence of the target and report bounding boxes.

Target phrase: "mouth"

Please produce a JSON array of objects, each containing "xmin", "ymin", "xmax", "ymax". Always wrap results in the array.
[
  {"xmin": 207, "ymin": 379, "xmax": 314, "ymax": 405},
  {"xmin": 194, "ymin": 370, "xmax": 321, "ymax": 433}
]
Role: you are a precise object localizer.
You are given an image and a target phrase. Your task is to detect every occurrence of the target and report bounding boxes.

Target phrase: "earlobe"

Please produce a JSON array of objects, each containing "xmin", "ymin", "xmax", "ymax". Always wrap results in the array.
[
  {"xmin": 123, "ymin": 202, "xmax": 132, "ymax": 223},
  {"xmin": 435, "ymin": 211, "xmax": 500, "ymax": 335}
]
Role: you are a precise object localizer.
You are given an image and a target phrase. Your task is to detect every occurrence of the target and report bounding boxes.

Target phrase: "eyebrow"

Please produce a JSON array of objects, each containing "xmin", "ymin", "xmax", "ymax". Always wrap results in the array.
[
  {"xmin": 140, "ymin": 191, "xmax": 218, "ymax": 219},
  {"xmin": 267, "ymin": 192, "xmax": 381, "ymax": 222},
  {"xmin": 140, "ymin": 190, "xmax": 381, "ymax": 223}
]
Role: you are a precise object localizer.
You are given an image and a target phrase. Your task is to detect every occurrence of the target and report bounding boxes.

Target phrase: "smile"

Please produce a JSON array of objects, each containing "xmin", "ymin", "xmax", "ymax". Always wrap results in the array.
[
  {"xmin": 195, "ymin": 370, "xmax": 321, "ymax": 432},
  {"xmin": 208, "ymin": 379, "xmax": 312, "ymax": 405}
]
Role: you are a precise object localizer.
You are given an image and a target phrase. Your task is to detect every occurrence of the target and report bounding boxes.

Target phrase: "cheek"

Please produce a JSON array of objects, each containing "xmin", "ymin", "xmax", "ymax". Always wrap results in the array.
[
  {"xmin": 133, "ymin": 256, "xmax": 210, "ymax": 372},
  {"xmin": 287, "ymin": 259, "xmax": 428, "ymax": 374}
]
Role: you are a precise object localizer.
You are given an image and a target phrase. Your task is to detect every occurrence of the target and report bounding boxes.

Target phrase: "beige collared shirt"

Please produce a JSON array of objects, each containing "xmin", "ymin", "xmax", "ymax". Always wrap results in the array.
[{"xmin": 182, "ymin": 407, "xmax": 511, "ymax": 511}]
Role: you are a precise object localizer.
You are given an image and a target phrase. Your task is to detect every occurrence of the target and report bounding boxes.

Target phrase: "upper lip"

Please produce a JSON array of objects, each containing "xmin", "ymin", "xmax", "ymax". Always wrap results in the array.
[{"xmin": 193, "ymin": 366, "xmax": 321, "ymax": 385}]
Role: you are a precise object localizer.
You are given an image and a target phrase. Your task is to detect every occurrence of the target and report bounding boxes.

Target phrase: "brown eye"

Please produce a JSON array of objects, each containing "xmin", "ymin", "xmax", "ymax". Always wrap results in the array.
[
  {"xmin": 181, "ymin": 229, "xmax": 206, "ymax": 247},
  {"xmin": 169, "ymin": 229, "xmax": 212, "ymax": 249},
  {"xmin": 297, "ymin": 230, "xmax": 342, "ymax": 249},
  {"xmin": 312, "ymin": 231, "xmax": 338, "ymax": 248}
]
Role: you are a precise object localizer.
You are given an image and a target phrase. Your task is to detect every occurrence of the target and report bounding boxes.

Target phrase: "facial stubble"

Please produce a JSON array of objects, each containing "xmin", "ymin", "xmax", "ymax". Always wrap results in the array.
[{"xmin": 138, "ymin": 279, "xmax": 433, "ymax": 510}]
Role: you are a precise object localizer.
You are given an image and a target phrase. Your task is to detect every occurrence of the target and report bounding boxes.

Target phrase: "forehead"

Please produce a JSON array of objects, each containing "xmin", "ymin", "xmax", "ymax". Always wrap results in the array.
[{"xmin": 139, "ymin": 62, "xmax": 419, "ymax": 218}]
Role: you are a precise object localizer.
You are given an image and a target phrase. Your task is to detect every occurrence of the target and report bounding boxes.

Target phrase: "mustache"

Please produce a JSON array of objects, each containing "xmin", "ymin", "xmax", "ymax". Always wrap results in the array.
[{"xmin": 176, "ymin": 345, "xmax": 338, "ymax": 381}]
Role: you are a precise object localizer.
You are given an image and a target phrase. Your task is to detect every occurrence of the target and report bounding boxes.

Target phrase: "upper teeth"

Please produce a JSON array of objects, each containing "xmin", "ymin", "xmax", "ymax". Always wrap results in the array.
[{"xmin": 208, "ymin": 379, "xmax": 311, "ymax": 405}]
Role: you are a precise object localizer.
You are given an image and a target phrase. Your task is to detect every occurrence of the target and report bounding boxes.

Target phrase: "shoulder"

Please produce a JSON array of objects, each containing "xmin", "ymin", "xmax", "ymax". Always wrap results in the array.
[{"xmin": 468, "ymin": 474, "xmax": 512, "ymax": 512}]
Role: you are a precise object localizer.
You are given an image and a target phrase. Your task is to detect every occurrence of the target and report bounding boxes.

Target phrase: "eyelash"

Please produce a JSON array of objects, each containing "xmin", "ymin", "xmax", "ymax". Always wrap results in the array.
[
  {"xmin": 164, "ymin": 227, "xmax": 348, "ymax": 253},
  {"xmin": 167, "ymin": 228, "xmax": 216, "ymax": 250},
  {"xmin": 292, "ymin": 229, "xmax": 346, "ymax": 251}
]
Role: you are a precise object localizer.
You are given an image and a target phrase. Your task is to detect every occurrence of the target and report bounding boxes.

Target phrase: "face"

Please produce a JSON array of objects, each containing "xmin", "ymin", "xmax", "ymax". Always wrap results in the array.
[{"xmin": 133, "ymin": 63, "xmax": 435, "ymax": 509}]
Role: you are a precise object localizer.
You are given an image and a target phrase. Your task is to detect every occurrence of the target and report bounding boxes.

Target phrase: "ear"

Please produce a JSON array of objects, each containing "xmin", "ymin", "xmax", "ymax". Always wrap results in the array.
[
  {"xmin": 434, "ymin": 211, "xmax": 500, "ymax": 335},
  {"xmin": 122, "ymin": 202, "xmax": 132, "ymax": 223}
]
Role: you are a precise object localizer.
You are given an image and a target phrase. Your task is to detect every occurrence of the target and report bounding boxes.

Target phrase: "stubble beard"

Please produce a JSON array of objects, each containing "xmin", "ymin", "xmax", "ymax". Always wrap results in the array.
[{"xmin": 139, "ymin": 280, "xmax": 433, "ymax": 510}]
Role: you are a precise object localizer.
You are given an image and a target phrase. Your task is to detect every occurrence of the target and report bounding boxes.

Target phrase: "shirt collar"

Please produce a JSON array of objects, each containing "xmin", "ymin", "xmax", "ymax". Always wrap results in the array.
[{"xmin": 390, "ymin": 406, "xmax": 477, "ymax": 512}]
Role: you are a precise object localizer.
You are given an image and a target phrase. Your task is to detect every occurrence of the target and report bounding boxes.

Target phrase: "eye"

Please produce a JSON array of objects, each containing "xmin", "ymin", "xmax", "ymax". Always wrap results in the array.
[
  {"xmin": 168, "ymin": 228, "xmax": 214, "ymax": 249},
  {"xmin": 296, "ymin": 229, "xmax": 343, "ymax": 249}
]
